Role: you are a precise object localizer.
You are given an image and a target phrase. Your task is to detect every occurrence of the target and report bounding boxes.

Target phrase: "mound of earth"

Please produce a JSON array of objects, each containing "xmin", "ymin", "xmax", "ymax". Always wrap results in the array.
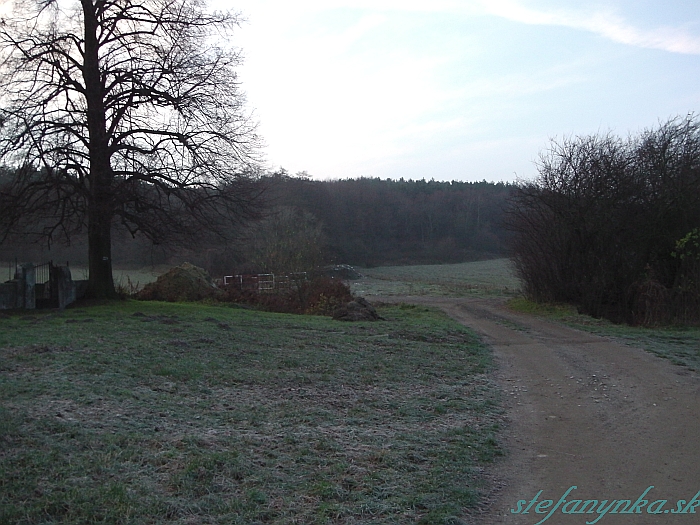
[
  {"xmin": 332, "ymin": 297, "xmax": 382, "ymax": 321},
  {"xmin": 136, "ymin": 263, "xmax": 221, "ymax": 302}
]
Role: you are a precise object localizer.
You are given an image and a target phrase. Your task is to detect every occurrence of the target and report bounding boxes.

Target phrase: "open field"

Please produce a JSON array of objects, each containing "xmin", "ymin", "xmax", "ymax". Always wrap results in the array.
[
  {"xmin": 73, "ymin": 266, "xmax": 166, "ymax": 291},
  {"xmin": 4, "ymin": 257, "xmax": 699, "ymax": 524},
  {"xmin": 2, "ymin": 257, "xmax": 520, "ymax": 296},
  {"xmin": 3, "ymin": 258, "xmax": 520, "ymax": 297},
  {"xmin": 351, "ymin": 258, "xmax": 699, "ymax": 372},
  {"xmin": 0, "ymin": 259, "xmax": 520, "ymax": 298},
  {"xmin": 352, "ymin": 259, "xmax": 521, "ymax": 298},
  {"xmin": 0, "ymin": 301, "xmax": 502, "ymax": 524}
]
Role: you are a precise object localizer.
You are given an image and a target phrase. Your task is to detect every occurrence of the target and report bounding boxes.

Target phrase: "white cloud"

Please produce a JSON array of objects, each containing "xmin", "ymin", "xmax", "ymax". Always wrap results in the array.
[
  {"xmin": 480, "ymin": 0, "xmax": 700, "ymax": 55},
  {"xmin": 222, "ymin": 0, "xmax": 700, "ymax": 180},
  {"xmin": 234, "ymin": 0, "xmax": 700, "ymax": 55}
]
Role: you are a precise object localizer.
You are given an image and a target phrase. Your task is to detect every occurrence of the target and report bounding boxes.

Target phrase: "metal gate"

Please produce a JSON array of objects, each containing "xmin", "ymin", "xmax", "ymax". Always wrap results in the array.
[{"xmin": 34, "ymin": 261, "xmax": 58, "ymax": 308}]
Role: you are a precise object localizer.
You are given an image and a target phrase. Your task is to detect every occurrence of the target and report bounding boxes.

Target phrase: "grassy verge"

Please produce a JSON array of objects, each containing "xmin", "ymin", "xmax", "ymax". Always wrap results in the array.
[
  {"xmin": 508, "ymin": 297, "xmax": 700, "ymax": 371},
  {"xmin": 0, "ymin": 301, "xmax": 502, "ymax": 524},
  {"xmin": 352, "ymin": 259, "xmax": 521, "ymax": 298}
]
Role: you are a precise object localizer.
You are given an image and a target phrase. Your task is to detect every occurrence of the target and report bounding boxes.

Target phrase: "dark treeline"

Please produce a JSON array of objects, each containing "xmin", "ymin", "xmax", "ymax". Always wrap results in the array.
[
  {"xmin": 264, "ymin": 174, "xmax": 514, "ymax": 267},
  {"xmin": 507, "ymin": 115, "xmax": 700, "ymax": 326},
  {"xmin": 1, "ymin": 171, "xmax": 514, "ymax": 273}
]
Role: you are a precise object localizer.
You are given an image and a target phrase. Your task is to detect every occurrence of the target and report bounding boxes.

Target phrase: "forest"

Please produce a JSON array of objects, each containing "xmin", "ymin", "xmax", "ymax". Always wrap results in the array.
[{"xmin": 1, "ymin": 173, "xmax": 515, "ymax": 275}]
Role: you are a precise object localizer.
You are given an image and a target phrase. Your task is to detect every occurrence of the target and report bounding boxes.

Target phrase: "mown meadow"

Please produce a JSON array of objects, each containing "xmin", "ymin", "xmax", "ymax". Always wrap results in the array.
[{"xmin": 352, "ymin": 259, "xmax": 520, "ymax": 298}]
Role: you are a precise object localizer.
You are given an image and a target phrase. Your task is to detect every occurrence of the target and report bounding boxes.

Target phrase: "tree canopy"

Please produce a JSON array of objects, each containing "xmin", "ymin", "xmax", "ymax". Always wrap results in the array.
[{"xmin": 0, "ymin": 0, "xmax": 263, "ymax": 298}]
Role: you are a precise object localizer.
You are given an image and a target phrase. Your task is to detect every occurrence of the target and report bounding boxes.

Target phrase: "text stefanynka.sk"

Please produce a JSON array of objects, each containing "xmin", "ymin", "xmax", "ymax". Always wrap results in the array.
[{"xmin": 511, "ymin": 486, "xmax": 700, "ymax": 524}]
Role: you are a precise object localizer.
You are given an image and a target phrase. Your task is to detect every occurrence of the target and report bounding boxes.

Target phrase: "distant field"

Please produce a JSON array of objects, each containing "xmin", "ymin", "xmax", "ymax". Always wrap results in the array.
[
  {"xmin": 3, "ymin": 258, "xmax": 521, "ymax": 296},
  {"xmin": 1, "ymin": 262, "xmax": 165, "ymax": 291},
  {"xmin": 352, "ymin": 258, "xmax": 521, "ymax": 297},
  {"xmin": 71, "ymin": 265, "xmax": 166, "ymax": 291}
]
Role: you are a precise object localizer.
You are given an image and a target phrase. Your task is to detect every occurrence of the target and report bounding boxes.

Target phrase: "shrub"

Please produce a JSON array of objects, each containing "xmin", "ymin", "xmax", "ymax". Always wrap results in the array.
[
  {"xmin": 507, "ymin": 115, "xmax": 700, "ymax": 325},
  {"xmin": 300, "ymin": 277, "xmax": 354, "ymax": 315},
  {"xmin": 221, "ymin": 276, "xmax": 353, "ymax": 316}
]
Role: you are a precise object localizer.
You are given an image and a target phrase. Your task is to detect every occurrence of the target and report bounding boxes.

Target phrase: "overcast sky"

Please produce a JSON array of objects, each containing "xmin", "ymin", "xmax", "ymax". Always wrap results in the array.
[{"xmin": 223, "ymin": 0, "xmax": 700, "ymax": 182}]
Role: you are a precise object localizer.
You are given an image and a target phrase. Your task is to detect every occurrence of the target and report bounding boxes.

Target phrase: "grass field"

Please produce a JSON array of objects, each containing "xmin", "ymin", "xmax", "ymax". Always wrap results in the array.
[
  {"xmin": 5, "ymin": 257, "xmax": 696, "ymax": 523},
  {"xmin": 0, "ymin": 301, "xmax": 502, "ymax": 524},
  {"xmin": 352, "ymin": 259, "xmax": 521, "ymax": 298}
]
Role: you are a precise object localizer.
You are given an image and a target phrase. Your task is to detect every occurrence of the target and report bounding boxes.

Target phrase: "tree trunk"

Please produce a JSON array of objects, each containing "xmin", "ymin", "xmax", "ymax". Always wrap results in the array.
[
  {"xmin": 87, "ymin": 204, "xmax": 115, "ymax": 298},
  {"xmin": 83, "ymin": 0, "xmax": 116, "ymax": 299}
]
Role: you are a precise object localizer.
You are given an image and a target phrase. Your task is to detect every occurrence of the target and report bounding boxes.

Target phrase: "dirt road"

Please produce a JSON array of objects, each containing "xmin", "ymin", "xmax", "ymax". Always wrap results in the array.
[{"xmin": 380, "ymin": 296, "xmax": 700, "ymax": 525}]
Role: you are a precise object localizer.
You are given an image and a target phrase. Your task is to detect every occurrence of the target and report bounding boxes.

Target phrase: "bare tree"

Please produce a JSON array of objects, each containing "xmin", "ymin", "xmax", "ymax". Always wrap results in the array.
[
  {"xmin": 244, "ymin": 206, "xmax": 327, "ymax": 274},
  {"xmin": 0, "ymin": 0, "xmax": 264, "ymax": 298}
]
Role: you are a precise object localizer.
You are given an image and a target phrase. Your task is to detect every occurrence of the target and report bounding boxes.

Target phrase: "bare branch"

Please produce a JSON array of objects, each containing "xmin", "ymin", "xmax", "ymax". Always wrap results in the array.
[{"xmin": 0, "ymin": 0, "xmax": 264, "ymax": 298}]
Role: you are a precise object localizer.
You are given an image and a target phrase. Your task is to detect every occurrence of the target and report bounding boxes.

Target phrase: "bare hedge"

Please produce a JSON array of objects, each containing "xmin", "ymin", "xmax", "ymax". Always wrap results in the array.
[{"xmin": 507, "ymin": 115, "xmax": 700, "ymax": 325}]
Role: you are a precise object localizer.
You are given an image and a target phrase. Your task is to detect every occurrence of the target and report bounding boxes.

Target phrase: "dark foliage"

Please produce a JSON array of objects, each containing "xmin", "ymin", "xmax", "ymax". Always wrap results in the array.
[
  {"xmin": 507, "ymin": 115, "xmax": 700, "ymax": 325},
  {"xmin": 221, "ymin": 276, "xmax": 354, "ymax": 316},
  {"xmin": 260, "ymin": 174, "xmax": 515, "ymax": 267},
  {"xmin": 302, "ymin": 277, "xmax": 355, "ymax": 315},
  {"xmin": 2, "ymin": 175, "xmax": 514, "ymax": 272}
]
